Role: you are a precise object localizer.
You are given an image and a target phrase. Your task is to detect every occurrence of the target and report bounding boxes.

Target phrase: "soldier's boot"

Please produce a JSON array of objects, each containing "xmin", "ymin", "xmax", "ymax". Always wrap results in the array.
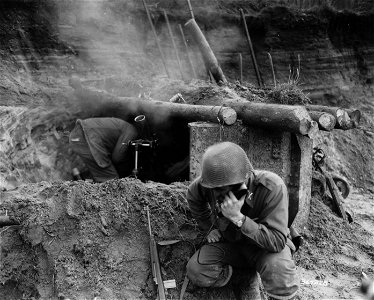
[{"xmin": 230, "ymin": 268, "xmax": 261, "ymax": 300}]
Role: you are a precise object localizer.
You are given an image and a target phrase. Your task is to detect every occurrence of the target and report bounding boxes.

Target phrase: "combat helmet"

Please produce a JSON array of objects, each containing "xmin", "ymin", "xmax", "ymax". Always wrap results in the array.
[{"xmin": 200, "ymin": 142, "xmax": 253, "ymax": 188}]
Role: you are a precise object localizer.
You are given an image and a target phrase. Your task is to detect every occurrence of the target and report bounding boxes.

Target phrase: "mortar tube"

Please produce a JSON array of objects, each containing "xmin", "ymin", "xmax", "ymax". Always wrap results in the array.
[
  {"xmin": 134, "ymin": 115, "xmax": 151, "ymax": 139},
  {"xmin": 133, "ymin": 143, "xmax": 139, "ymax": 178}
]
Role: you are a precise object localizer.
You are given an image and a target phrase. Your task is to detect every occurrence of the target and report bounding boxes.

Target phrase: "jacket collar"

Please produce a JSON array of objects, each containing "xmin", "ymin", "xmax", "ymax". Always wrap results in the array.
[{"xmin": 245, "ymin": 171, "xmax": 258, "ymax": 208}]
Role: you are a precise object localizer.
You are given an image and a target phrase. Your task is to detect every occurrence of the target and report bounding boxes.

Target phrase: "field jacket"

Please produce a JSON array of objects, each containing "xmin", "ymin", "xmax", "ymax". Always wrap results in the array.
[
  {"xmin": 187, "ymin": 170, "xmax": 289, "ymax": 253},
  {"xmin": 77, "ymin": 118, "xmax": 138, "ymax": 168}
]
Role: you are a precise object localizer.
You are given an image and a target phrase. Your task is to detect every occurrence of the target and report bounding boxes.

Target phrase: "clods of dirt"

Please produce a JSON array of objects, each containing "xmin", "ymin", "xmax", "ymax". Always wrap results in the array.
[
  {"xmin": 0, "ymin": 178, "xmax": 194, "ymax": 299},
  {"xmin": 1, "ymin": 177, "xmax": 374, "ymax": 300}
]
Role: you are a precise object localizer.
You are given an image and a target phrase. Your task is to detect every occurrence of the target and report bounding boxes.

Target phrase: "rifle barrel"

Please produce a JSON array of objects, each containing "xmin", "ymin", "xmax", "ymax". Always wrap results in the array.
[
  {"xmin": 146, "ymin": 206, "xmax": 152, "ymax": 235},
  {"xmin": 146, "ymin": 206, "xmax": 166, "ymax": 300}
]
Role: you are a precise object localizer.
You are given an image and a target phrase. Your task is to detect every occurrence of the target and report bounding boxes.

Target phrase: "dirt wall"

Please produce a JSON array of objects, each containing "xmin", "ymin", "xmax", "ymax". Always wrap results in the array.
[{"xmin": 0, "ymin": 179, "xmax": 194, "ymax": 300}]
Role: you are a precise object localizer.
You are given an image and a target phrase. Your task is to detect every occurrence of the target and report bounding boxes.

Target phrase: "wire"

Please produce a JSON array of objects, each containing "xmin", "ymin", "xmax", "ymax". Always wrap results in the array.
[{"xmin": 216, "ymin": 105, "xmax": 225, "ymax": 142}]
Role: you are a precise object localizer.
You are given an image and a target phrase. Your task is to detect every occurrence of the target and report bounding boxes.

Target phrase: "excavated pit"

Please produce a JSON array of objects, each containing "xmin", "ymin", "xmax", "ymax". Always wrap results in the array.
[{"xmin": 1, "ymin": 1, "xmax": 374, "ymax": 299}]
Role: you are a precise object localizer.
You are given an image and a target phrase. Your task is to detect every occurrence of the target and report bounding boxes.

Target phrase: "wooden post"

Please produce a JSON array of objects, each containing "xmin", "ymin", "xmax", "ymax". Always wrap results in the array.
[
  {"xmin": 178, "ymin": 24, "xmax": 197, "ymax": 79},
  {"xmin": 186, "ymin": 0, "xmax": 195, "ymax": 19},
  {"xmin": 141, "ymin": 0, "xmax": 170, "ymax": 78},
  {"xmin": 184, "ymin": 18, "xmax": 227, "ymax": 84},
  {"xmin": 239, "ymin": 53, "xmax": 243, "ymax": 84},
  {"xmin": 239, "ymin": 8, "xmax": 262, "ymax": 88},
  {"xmin": 267, "ymin": 52, "xmax": 276, "ymax": 87},
  {"xmin": 163, "ymin": 10, "xmax": 184, "ymax": 80}
]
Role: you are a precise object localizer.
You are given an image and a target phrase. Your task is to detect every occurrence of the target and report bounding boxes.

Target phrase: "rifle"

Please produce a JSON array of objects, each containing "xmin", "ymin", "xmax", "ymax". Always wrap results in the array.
[
  {"xmin": 146, "ymin": 206, "xmax": 166, "ymax": 300},
  {"xmin": 312, "ymin": 148, "xmax": 348, "ymax": 223}
]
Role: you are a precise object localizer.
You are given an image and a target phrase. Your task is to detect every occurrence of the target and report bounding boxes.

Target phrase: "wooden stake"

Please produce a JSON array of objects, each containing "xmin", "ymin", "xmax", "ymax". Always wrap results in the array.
[
  {"xmin": 186, "ymin": 0, "xmax": 195, "ymax": 19},
  {"xmin": 208, "ymin": 71, "xmax": 214, "ymax": 83},
  {"xmin": 141, "ymin": 0, "xmax": 170, "ymax": 78},
  {"xmin": 164, "ymin": 10, "xmax": 184, "ymax": 80},
  {"xmin": 239, "ymin": 53, "xmax": 243, "ymax": 84},
  {"xmin": 267, "ymin": 52, "xmax": 276, "ymax": 87},
  {"xmin": 178, "ymin": 24, "xmax": 197, "ymax": 79},
  {"xmin": 239, "ymin": 8, "xmax": 262, "ymax": 88}
]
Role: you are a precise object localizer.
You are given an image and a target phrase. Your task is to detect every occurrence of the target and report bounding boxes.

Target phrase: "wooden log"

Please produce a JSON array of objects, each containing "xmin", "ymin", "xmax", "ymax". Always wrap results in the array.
[
  {"xmin": 347, "ymin": 109, "xmax": 361, "ymax": 128},
  {"xmin": 184, "ymin": 18, "xmax": 227, "ymax": 84},
  {"xmin": 186, "ymin": 0, "xmax": 195, "ymax": 19},
  {"xmin": 306, "ymin": 105, "xmax": 361, "ymax": 130},
  {"xmin": 0, "ymin": 215, "xmax": 19, "ymax": 227},
  {"xmin": 308, "ymin": 111, "xmax": 336, "ymax": 131},
  {"xmin": 224, "ymin": 99, "xmax": 319, "ymax": 138},
  {"xmin": 70, "ymin": 79, "xmax": 237, "ymax": 126}
]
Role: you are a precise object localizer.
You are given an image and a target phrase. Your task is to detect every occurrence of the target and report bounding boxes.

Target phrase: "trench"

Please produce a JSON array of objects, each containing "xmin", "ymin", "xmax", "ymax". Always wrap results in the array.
[
  {"xmin": 1, "ymin": 1, "xmax": 374, "ymax": 299},
  {"xmin": 1, "ymin": 1, "xmax": 373, "ymax": 189}
]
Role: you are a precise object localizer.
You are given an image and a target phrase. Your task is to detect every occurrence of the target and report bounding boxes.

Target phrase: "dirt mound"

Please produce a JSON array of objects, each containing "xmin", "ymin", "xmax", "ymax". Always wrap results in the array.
[
  {"xmin": 295, "ymin": 196, "xmax": 374, "ymax": 275},
  {"xmin": 1, "ymin": 179, "xmax": 374, "ymax": 300},
  {"xmin": 0, "ymin": 179, "xmax": 194, "ymax": 299}
]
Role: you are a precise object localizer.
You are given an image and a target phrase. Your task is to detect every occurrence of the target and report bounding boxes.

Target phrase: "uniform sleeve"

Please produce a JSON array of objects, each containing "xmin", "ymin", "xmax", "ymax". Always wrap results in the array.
[
  {"xmin": 112, "ymin": 123, "xmax": 138, "ymax": 164},
  {"xmin": 187, "ymin": 180, "xmax": 214, "ymax": 232},
  {"xmin": 241, "ymin": 182, "xmax": 289, "ymax": 252}
]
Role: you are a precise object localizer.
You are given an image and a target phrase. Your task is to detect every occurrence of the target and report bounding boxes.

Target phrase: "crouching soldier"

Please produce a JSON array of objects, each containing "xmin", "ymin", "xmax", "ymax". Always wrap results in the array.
[
  {"xmin": 186, "ymin": 142, "xmax": 299, "ymax": 299},
  {"xmin": 69, "ymin": 117, "xmax": 138, "ymax": 183}
]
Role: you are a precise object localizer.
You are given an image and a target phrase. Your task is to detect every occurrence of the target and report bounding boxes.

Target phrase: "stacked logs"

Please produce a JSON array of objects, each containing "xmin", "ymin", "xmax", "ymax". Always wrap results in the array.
[
  {"xmin": 123, "ymin": 5, "xmax": 360, "ymax": 133},
  {"xmin": 69, "ymin": 78, "xmax": 361, "ymax": 138},
  {"xmin": 306, "ymin": 105, "xmax": 361, "ymax": 131}
]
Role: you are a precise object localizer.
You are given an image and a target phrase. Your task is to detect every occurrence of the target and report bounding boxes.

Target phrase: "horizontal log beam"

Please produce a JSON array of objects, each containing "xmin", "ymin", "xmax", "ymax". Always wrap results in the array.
[
  {"xmin": 308, "ymin": 111, "xmax": 336, "ymax": 131},
  {"xmin": 224, "ymin": 100, "xmax": 319, "ymax": 138},
  {"xmin": 70, "ymin": 78, "xmax": 237, "ymax": 126}
]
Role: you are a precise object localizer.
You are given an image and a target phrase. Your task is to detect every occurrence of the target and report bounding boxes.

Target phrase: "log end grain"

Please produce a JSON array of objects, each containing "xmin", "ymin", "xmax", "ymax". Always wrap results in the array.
[
  {"xmin": 219, "ymin": 107, "xmax": 237, "ymax": 126},
  {"xmin": 318, "ymin": 113, "xmax": 336, "ymax": 131},
  {"xmin": 184, "ymin": 18, "xmax": 195, "ymax": 27},
  {"xmin": 307, "ymin": 121, "xmax": 320, "ymax": 139},
  {"xmin": 348, "ymin": 110, "xmax": 361, "ymax": 128},
  {"xmin": 336, "ymin": 109, "xmax": 351, "ymax": 130}
]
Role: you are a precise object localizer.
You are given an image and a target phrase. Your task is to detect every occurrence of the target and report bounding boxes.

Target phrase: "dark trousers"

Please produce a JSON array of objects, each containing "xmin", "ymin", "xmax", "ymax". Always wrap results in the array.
[
  {"xmin": 186, "ymin": 242, "xmax": 299, "ymax": 300},
  {"xmin": 69, "ymin": 125, "xmax": 119, "ymax": 183}
]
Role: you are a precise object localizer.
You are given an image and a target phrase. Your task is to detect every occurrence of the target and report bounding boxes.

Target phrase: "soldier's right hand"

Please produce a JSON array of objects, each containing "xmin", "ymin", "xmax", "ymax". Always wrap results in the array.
[{"xmin": 207, "ymin": 229, "xmax": 222, "ymax": 243}]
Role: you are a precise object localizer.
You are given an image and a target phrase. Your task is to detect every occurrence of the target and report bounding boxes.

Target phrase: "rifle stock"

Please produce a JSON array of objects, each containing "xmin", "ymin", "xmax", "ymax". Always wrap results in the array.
[{"xmin": 147, "ymin": 206, "xmax": 166, "ymax": 300}]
